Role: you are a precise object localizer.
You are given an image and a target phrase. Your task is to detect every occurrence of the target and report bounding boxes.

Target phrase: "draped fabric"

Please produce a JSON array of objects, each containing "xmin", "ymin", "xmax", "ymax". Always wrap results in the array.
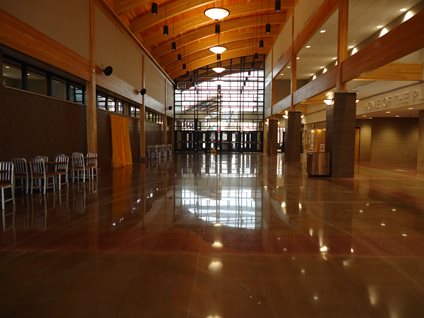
[{"xmin": 110, "ymin": 114, "xmax": 133, "ymax": 168}]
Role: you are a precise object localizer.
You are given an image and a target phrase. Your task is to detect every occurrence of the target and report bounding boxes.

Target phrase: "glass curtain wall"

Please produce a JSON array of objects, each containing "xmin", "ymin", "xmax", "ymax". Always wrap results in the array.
[{"xmin": 174, "ymin": 56, "xmax": 264, "ymax": 153}]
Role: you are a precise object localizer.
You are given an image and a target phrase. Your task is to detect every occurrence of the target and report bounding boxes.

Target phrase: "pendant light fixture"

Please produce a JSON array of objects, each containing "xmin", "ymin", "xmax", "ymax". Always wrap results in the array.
[
  {"xmin": 151, "ymin": 2, "xmax": 158, "ymax": 15},
  {"xmin": 171, "ymin": 17, "xmax": 176, "ymax": 50},
  {"xmin": 163, "ymin": 0, "xmax": 168, "ymax": 36},
  {"xmin": 210, "ymin": 22, "xmax": 227, "ymax": 55},
  {"xmin": 212, "ymin": 60, "xmax": 225, "ymax": 73},
  {"xmin": 204, "ymin": 7, "xmax": 230, "ymax": 21},
  {"xmin": 275, "ymin": 0, "xmax": 281, "ymax": 12},
  {"xmin": 266, "ymin": 0, "xmax": 271, "ymax": 34},
  {"xmin": 259, "ymin": 39, "xmax": 264, "ymax": 48}
]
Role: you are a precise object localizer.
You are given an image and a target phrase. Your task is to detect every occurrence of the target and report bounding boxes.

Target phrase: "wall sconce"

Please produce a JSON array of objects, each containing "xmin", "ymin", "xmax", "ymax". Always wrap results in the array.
[
  {"xmin": 137, "ymin": 88, "xmax": 147, "ymax": 95},
  {"xmin": 323, "ymin": 99, "xmax": 333, "ymax": 106},
  {"xmin": 168, "ymin": 106, "xmax": 173, "ymax": 111}
]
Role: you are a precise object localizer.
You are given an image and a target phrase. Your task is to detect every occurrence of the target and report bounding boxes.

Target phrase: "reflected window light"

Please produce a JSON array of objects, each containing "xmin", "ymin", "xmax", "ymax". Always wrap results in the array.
[
  {"xmin": 380, "ymin": 223, "xmax": 386, "ymax": 227},
  {"xmin": 368, "ymin": 285, "xmax": 378, "ymax": 306},
  {"xmin": 379, "ymin": 28, "xmax": 389, "ymax": 37},
  {"xmin": 212, "ymin": 241, "xmax": 223, "ymax": 249},
  {"xmin": 313, "ymin": 295, "xmax": 319, "ymax": 301},
  {"xmin": 301, "ymin": 268, "xmax": 306, "ymax": 275},
  {"xmin": 392, "ymin": 208, "xmax": 397, "ymax": 212},
  {"xmin": 320, "ymin": 245, "xmax": 328, "ymax": 253},
  {"xmin": 112, "ymin": 222, "xmax": 116, "ymax": 227},
  {"xmin": 298, "ymin": 202, "xmax": 302, "ymax": 210},
  {"xmin": 281, "ymin": 202, "xmax": 286, "ymax": 208},
  {"xmin": 208, "ymin": 260, "xmax": 223, "ymax": 272},
  {"xmin": 350, "ymin": 248, "xmax": 355, "ymax": 253},
  {"xmin": 351, "ymin": 47, "xmax": 358, "ymax": 55},
  {"xmin": 309, "ymin": 228, "xmax": 314, "ymax": 237},
  {"xmin": 402, "ymin": 233, "xmax": 408, "ymax": 237},
  {"xmin": 206, "ymin": 315, "xmax": 222, "ymax": 318},
  {"xmin": 359, "ymin": 209, "xmax": 364, "ymax": 213},
  {"xmin": 403, "ymin": 10, "xmax": 414, "ymax": 21},
  {"xmin": 213, "ymin": 223, "xmax": 222, "ymax": 227}
]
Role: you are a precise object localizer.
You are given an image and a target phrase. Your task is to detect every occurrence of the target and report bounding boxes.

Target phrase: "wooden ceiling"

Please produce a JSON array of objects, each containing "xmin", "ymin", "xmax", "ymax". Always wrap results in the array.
[{"xmin": 106, "ymin": 0, "xmax": 294, "ymax": 79}]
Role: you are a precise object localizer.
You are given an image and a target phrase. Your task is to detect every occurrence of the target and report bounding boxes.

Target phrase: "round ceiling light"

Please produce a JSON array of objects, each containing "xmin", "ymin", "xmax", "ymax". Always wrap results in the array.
[
  {"xmin": 204, "ymin": 7, "xmax": 230, "ymax": 20},
  {"xmin": 212, "ymin": 67, "xmax": 226, "ymax": 73},
  {"xmin": 209, "ymin": 46, "xmax": 227, "ymax": 54}
]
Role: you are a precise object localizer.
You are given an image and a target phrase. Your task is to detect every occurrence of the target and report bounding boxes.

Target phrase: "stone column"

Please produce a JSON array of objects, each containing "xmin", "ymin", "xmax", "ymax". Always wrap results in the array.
[
  {"xmin": 285, "ymin": 111, "xmax": 302, "ymax": 162},
  {"xmin": 267, "ymin": 118, "xmax": 278, "ymax": 155},
  {"xmin": 418, "ymin": 110, "xmax": 424, "ymax": 172},
  {"xmin": 325, "ymin": 92, "xmax": 357, "ymax": 177}
]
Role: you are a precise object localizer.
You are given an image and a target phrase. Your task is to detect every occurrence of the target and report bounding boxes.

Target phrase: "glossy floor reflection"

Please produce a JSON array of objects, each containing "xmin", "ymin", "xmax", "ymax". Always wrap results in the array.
[{"xmin": 1, "ymin": 153, "xmax": 424, "ymax": 317}]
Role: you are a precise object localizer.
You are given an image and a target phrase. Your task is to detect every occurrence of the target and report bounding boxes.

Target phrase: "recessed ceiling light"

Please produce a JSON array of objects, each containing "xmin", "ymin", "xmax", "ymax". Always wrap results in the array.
[
  {"xmin": 377, "ymin": 25, "xmax": 383, "ymax": 29},
  {"xmin": 362, "ymin": 115, "xmax": 367, "ymax": 117},
  {"xmin": 312, "ymin": 75, "xmax": 317, "ymax": 80},
  {"xmin": 408, "ymin": 107, "xmax": 413, "ymax": 110},
  {"xmin": 320, "ymin": 29, "xmax": 326, "ymax": 33},
  {"xmin": 306, "ymin": 45, "xmax": 311, "ymax": 49},
  {"xmin": 348, "ymin": 45, "xmax": 354, "ymax": 49},
  {"xmin": 395, "ymin": 115, "xmax": 400, "ymax": 117},
  {"xmin": 5, "ymin": 65, "xmax": 10, "ymax": 69},
  {"xmin": 296, "ymin": 57, "xmax": 300, "ymax": 60},
  {"xmin": 287, "ymin": 66, "xmax": 291, "ymax": 69},
  {"xmin": 385, "ymin": 111, "xmax": 391, "ymax": 114},
  {"xmin": 332, "ymin": 57, "xmax": 337, "ymax": 60},
  {"xmin": 280, "ymin": 73, "xmax": 284, "ymax": 76},
  {"xmin": 400, "ymin": 8, "xmax": 407, "ymax": 12}
]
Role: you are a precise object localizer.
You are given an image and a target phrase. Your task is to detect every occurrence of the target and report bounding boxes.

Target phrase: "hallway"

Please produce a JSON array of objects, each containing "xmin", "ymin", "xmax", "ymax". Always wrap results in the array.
[{"xmin": 1, "ymin": 153, "xmax": 424, "ymax": 317}]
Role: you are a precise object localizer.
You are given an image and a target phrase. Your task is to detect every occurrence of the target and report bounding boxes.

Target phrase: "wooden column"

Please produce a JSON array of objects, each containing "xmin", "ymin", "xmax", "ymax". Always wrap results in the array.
[
  {"xmin": 87, "ymin": 0, "xmax": 97, "ymax": 153},
  {"xmin": 290, "ymin": 14, "xmax": 297, "ymax": 111},
  {"xmin": 267, "ymin": 118, "xmax": 278, "ymax": 155},
  {"xmin": 336, "ymin": 0, "xmax": 349, "ymax": 91},
  {"xmin": 169, "ymin": 118, "xmax": 175, "ymax": 149},
  {"xmin": 140, "ymin": 54, "xmax": 146, "ymax": 160},
  {"xmin": 418, "ymin": 110, "xmax": 424, "ymax": 172}
]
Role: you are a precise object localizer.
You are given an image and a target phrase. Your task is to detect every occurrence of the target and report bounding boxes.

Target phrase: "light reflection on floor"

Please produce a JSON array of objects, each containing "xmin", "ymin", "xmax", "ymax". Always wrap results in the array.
[{"xmin": 1, "ymin": 153, "xmax": 424, "ymax": 317}]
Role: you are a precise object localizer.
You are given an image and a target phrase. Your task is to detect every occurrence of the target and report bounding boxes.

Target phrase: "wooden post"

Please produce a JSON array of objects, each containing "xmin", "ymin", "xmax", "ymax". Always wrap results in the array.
[
  {"xmin": 140, "ymin": 54, "xmax": 146, "ymax": 160},
  {"xmin": 87, "ymin": 0, "xmax": 97, "ymax": 154},
  {"xmin": 336, "ymin": 0, "xmax": 349, "ymax": 91},
  {"xmin": 290, "ymin": 14, "xmax": 297, "ymax": 111}
]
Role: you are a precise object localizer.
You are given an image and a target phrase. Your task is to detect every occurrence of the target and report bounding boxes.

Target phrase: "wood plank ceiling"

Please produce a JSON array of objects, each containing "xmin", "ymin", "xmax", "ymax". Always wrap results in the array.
[{"xmin": 107, "ymin": 0, "xmax": 295, "ymax": 80}]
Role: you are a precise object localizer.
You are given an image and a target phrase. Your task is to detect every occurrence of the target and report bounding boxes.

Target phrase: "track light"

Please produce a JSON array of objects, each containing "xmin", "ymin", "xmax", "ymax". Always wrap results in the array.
[
  {"xmin": 266, "ymin": 23, "xmax": 271, "ymax": 34},
  {"xmin": 275, "ymin": 0, "xmax": 281, "ymax": 12},
  {"xmin": 171, "ymin": 41, "xmax": 176, "ymax": 51},
  {"xmin": 151, "ymin": 2, "xmax": 158, "ymax": 15},
  {"xmin": 163, "ymin": 25, "xmax": 168, "ymax": 36}
]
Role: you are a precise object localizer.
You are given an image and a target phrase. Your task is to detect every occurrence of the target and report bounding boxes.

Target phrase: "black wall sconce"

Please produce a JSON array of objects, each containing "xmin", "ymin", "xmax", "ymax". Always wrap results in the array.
[
  {"xmin": 99, "ymin": 66, "xmax": 113, "ymax": 76},
  {"xmin": 168, "ymin": 106, "xmax": 173, "ymax": 111},
  {"xmin": 137, "ymin": 88, "xmax": 147, "ymax": 95}
]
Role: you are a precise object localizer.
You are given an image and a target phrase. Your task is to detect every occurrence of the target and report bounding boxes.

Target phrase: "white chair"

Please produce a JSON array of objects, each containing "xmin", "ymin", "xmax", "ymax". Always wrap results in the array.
[
  {"xmin": 71, "ymin": 153, "xmax": 89, "ymax": 182},
  {"xmin": 55, "ymin": 155, "xmax": 69, "ymax": 186},
  {"xmin": 12, "ymin": 158, "xmax": 30, "ymax": 194},
  {"xmin": 0, "ymin": 162, "xmax": 15, "ymax": 210},
  {"xmin": 86, "ymin": 153, "xmax": 98, "ymax": 179},
  {"xmin": 30, "ymin": 158, "xmax": 59, "ymax": 194},
  {"xmin": 35, "ymin": 155, "xmax": 49, "ymax": 162}
]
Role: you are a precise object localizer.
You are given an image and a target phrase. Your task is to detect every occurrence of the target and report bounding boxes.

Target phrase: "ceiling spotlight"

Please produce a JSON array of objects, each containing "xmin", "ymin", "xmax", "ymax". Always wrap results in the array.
[
  {"xmin": 210, "ymin": 45, "xmax": 227, "ymax": 54},
  {"xmin": 151, "ymin": 2, "xmax": 158, "ymax": 15},
  {"xmin": 171, "ymin": 41, "xmax": 176, "ymax": 51},
  {"xmin": 259, "ymin": 39, "xmax": 264, "ymax": 48},
  {"xmin": 163, "ymin": 25, "xmax": 169, "ymax": 36},
  {"xmin": 275, "ymin": 0, "xmax": 281, "ymax": 12},
  {"xmin": 266, "ymin": 23, "xmax": 271, "ymax": 34},
  {"xmin": 204, "ymin": 7, "xmax": 230, "ymax": 20}
]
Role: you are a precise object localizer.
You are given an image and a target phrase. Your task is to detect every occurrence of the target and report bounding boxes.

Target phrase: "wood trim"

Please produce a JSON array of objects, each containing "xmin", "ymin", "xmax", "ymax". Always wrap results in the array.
[
  {"xmin": 293, "ymin": 67, "xmax": 337, "ymax": 106},
  {"xmin": 0, "ymin": 9, "xmax": 90, "ymax": 80},
  {"xmin": 140, "ymin": 54, "xmax": 146, "ymax": 160},
  {"xmin": 273, "ymin": 95, "xmax": 292, "ymax": 115},
  {"xmin": 336, "ymin": 0, "xmax": 348, "ymax": 91},
  {"xmin": 357, "ymin": 63, "xmax": 424, "ymax": 81},
  {"xmin": 342, "ymin": 9, "xmax": 424, "ymax": 83},
  {"xmin": 96, "ymin": 73, "xmax": 142, "ymax": 103}
]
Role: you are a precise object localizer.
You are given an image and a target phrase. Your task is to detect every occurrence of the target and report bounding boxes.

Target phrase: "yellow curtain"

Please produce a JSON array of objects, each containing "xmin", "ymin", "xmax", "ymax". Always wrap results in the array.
[{"xmin": 110, "ymin": 114, "xmax": 133, "ymax": 168}]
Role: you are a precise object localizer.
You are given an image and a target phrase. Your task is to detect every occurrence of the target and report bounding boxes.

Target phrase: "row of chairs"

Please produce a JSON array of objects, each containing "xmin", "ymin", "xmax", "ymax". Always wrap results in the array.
[
  {"xmin": 1, "ymin": 153, "xmax": 98, "ymax": 210},
  {"xmin": 147, "ymin": 145, "xmax": 172, "ymax": 160}
]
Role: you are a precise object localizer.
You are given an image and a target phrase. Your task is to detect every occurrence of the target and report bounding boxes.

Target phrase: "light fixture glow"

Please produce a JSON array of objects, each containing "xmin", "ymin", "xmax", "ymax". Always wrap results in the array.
[
  {"xmin": 212, "ymin": 67, "xmax": 226, "ymax": 73},
  {"xmin": 324, "ymin": 99, "xmax": 333, "ymax": 106},
  {"xmin": 320, "ymin": 29, "xmax": 326, "ymax": 33},
  {"xmin": 204, "ymin": 7, "xmax": 230, "ymax": 20},
  {"xmin": 209, "ymin": 45, "xmax": 227, "ymax": 54},
  {"xmin": 400, "ymin": 8, "xmax": 407, "ymax": 12},
  {"xmin": 306, "ymin": 45, "xmax": 311, "ymax": 49}
]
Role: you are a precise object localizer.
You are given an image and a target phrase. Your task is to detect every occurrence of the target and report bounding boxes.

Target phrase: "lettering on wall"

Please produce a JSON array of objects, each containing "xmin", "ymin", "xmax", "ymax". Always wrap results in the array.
[{"xmin": 358, "ymin": 84, "xmax": 424, "ymax": 114}]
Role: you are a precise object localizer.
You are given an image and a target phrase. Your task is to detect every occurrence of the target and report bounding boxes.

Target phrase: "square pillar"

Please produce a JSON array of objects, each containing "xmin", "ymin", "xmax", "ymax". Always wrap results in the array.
[
  {"xmin": 285, "ymin": 111, "xmax": 302, "ymax": 162},
  {"xmin": 325, "ymin": 92, "xmax": 357, "ymax": 177},
  {"xmin": 267, "ymin": 118, "xmax": 278, "ymax": 155}
]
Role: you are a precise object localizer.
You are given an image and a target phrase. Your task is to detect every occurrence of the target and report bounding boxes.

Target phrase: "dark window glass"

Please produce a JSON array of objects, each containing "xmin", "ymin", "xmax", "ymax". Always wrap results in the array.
[
  {"xmin": 51, "ymin": 76, "xmax": 67, "ymax": 100},
  {"xmin": 97, "ymin": 94, "xmax": 106, "ymax": 110},
  {"xmin": 116, "ymin": 100, "xmax": 124, "ymax": 114},
  {"xmin": 69, "ymin": 83, "xmax": 85, "ymax": 105},
  {"xmin": 2, "ymin": 60, "xmax": 22, "ymax": 89},
  {"xmin": 107, "ymin": 97, "xmax": 115, "ymax": 112},
  {"xmin": 27, "ymin": 67, "xmax": 47, "ymax": 95}
]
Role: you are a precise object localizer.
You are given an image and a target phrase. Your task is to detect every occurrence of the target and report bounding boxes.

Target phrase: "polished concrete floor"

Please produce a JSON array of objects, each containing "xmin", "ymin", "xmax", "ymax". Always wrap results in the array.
[{"xmin": 1, "ymin": 153, "xmax": 424, "ymax": 318}]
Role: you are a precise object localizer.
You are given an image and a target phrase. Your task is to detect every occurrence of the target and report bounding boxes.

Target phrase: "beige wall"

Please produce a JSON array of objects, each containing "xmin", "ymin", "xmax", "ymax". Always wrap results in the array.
[
  {"xmin": 294, "ymin": 0, "xmax": 325, "ymax": 38},
  {"xmin": 95, "ymin": 6, "xmax": 143, "ymax": 96},
  {"xmin": 356, "ymin": 119, "xmax": 372, "ymax": 162},
  {"xmin": 370, "ymin": 118, "xmax": 419, "ymax": 166},
  {"xmin": 166, "ymin": 80, "xmax": 174, "ymax": 118},
  {"xmin": 273, "ymin": 16, "xmax": 292, "ymax": 68},
  {"xmin": 0, "ymin": 0, "xmax": 90, "ymax": 59}
]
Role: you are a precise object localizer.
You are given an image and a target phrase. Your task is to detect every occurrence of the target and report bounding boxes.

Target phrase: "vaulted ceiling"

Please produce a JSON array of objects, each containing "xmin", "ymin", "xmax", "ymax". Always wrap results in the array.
[{"xmin": 105, "ymin": 0, "xmax": 295, "ymax": 80}]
